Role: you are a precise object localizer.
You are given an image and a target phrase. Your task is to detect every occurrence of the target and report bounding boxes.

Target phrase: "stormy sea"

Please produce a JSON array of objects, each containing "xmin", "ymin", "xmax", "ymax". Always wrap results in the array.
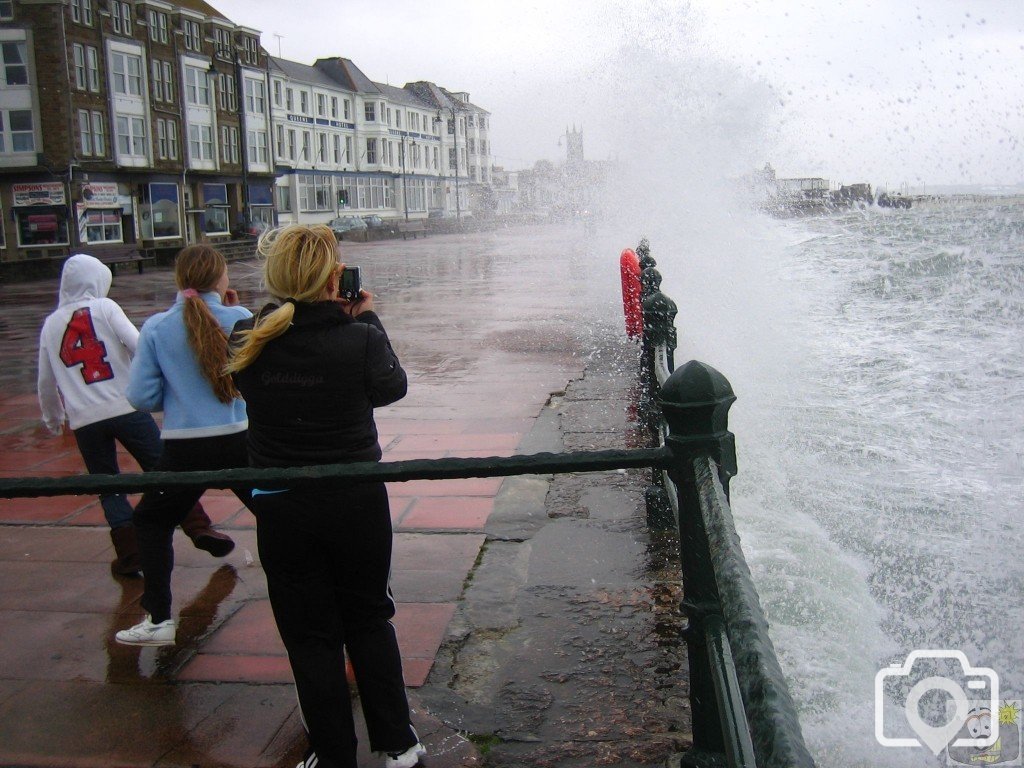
[{"xmin": 640, "ymin": 196, "xmax": 1024, "ymax": 766}]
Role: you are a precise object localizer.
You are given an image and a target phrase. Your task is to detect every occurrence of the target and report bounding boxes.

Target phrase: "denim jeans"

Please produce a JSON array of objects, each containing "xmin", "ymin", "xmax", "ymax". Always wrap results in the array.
[{"xmin": 73, "ymin": 410, "xmax": 163, "ymax": 529}]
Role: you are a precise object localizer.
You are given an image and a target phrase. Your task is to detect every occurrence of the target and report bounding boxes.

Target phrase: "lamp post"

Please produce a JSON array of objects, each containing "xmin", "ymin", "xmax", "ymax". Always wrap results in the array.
[
  {"xmin": 399, "ymin": 135, "xmax": 409, "ymax": 221},
  {"xmin": 436, "ymin": 107, "xmax": 461, "ymax": 221},
  {"xmin": 231, "ymin": 43, "xmax": 251, "ymax": 232}
]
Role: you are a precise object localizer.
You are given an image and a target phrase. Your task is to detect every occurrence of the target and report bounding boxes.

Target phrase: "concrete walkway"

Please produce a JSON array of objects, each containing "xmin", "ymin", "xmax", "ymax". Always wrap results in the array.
[{"xmin": 0, "ymin": 225, "xmax": 688, "ymax": 767}]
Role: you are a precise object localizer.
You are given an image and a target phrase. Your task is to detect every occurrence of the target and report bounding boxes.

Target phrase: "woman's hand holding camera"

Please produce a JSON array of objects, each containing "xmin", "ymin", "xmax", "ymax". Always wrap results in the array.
[{"xmin": 340, "ymin": 289, "xmax": 374, "ymax": 317}]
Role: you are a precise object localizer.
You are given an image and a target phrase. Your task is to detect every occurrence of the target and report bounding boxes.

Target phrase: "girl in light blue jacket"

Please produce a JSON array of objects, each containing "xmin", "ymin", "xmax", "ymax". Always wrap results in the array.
[{"xmin": 115, "ymin": 245, "xmax": 252, "ymax": 647}]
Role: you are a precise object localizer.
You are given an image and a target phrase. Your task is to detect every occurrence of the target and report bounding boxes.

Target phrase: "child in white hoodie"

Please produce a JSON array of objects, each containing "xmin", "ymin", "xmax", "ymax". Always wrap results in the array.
[{"xmin": 37, "ymin": 254, "xmax": 233, "ymax": 576}]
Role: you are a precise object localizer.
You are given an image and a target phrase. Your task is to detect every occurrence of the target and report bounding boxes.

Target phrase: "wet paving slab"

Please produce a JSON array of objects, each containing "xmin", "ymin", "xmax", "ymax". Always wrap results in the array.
[{"xmin": 0, "ymin": 224, "xmax": 689, "ymax": 766}]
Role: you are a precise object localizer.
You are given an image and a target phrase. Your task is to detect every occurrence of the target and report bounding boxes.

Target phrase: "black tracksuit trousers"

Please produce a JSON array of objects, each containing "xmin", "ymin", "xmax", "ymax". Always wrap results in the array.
[{"xmin": 249, "ymin": 481, "xmax": 417, "ymax": 768}]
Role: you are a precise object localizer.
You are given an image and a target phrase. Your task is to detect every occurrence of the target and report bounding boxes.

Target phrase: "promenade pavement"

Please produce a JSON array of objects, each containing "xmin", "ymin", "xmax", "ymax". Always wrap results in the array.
[{"xmin": 0, "ymin": 225, "xmax": 690, "ymax": 767}]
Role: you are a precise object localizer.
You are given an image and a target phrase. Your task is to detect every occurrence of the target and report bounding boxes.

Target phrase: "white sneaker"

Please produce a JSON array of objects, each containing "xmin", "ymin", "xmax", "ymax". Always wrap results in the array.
[
  {"xmin": 115, "ymin": 615, "xmax": 176, "ymax": 646},
  {"xmin": 384, "ymin": 743, "xmax": 426, "ymax": 768}
]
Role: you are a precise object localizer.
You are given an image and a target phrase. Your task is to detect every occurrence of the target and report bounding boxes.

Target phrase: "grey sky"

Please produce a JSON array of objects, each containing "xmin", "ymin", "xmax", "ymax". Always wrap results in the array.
[{"xmin": 212, "ymin": 0, "xmax": 1023, "ymax": 188}]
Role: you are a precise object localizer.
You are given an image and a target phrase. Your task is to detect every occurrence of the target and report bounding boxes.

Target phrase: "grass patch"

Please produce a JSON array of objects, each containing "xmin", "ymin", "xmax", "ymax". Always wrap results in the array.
[{"xmin": 467, "ymin": 733, "xmax": 502, "ymax": 755}]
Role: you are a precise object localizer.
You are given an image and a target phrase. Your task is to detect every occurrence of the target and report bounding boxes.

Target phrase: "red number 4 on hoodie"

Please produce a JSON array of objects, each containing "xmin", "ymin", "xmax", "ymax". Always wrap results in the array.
[{"xmin": 59, "ymin": 307, "xmax": 114, "ymax": 384}]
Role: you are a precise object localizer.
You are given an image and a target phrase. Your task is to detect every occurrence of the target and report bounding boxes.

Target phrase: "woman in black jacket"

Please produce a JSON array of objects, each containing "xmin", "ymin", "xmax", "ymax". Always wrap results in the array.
[{"xmin": 227, "ymin": 224, "xmax": 424, "ymax": 768}]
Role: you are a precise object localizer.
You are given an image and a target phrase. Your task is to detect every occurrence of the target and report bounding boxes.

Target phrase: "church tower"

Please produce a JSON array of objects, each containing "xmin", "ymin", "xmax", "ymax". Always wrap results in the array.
[{"xmin": 565, "ymin": 125, "xmax": 585, "ymax": 168}]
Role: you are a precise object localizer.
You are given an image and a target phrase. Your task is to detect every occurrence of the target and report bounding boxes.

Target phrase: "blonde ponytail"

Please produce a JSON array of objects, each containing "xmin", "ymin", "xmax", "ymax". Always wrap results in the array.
[{"xmin": 227, "ymin": 224, "xmax": 338, "ymax": 373}]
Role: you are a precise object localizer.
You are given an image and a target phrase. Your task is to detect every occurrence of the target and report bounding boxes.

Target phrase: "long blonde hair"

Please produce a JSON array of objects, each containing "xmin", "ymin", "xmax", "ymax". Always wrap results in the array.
[
  {"xmin": 175, "ymin": 245, "xmax": 239, "ymax": 403},
  {"xmin": 226, "ymin": 224, "xmax": 338, "ymax": 373}
]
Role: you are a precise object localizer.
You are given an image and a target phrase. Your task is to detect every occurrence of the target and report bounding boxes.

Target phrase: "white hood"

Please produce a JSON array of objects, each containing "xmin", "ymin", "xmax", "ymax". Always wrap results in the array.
[{"xmin": 58, "ymin": 254, "xmax": 112, "ymax": 307}]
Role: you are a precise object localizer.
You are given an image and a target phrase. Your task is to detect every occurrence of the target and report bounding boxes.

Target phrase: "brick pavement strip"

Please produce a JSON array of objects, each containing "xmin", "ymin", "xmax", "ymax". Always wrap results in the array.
[{"xmin": 0, "ymin": 227, "xmax": 650, "ymax": 767}]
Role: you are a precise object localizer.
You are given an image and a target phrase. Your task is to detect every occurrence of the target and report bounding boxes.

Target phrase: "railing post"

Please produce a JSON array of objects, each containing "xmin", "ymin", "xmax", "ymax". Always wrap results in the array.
[
  {"xmin": 660, "ymin": 360, "xmax": 738, "ymax": 766},
  {"xmin": 634, "ymin": 240, "xmax": 678, "ymax": 529}
]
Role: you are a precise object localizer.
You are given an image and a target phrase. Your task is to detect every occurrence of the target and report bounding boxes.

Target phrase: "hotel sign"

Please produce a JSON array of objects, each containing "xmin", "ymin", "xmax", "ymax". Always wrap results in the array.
[{"xmin": 12, "ymin": 182, "xmax": 66, "ymax": 207}]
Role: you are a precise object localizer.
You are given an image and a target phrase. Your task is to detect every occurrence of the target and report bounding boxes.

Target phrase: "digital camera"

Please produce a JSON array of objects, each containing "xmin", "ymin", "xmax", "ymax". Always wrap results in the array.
[{"xmin": 340, "ymin": 265, "xmax": 361, "ymax": 301}]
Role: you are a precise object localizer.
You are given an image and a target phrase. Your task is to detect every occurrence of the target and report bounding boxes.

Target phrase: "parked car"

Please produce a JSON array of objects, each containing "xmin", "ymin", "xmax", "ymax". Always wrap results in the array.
[
  {"xmin": 328, "ymin": 215, "xmax": 368, "ymax": 239},
  {"xmin": 362, "ymin": 214, "xmax": 386, "ymax": 229}
]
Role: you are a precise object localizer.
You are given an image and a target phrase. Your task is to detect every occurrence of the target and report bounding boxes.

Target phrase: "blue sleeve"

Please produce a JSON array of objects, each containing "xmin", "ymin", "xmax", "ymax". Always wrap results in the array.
[{"xmin": 126, "ymin": 323, "xmax": 165, "ymax": 412}]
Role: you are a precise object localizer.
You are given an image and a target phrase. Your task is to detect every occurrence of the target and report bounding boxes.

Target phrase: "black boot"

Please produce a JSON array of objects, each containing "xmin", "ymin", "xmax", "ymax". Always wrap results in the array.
[{"xmin": 180, "ymin": 504, "xmax": 235, "ymax": 558}]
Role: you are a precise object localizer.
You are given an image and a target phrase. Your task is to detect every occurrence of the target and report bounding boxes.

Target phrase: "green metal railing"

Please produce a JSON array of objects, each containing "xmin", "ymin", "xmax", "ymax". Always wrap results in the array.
[{"xmin": 0, "ymin": 239, "xmax": 814, "ymax": 768}]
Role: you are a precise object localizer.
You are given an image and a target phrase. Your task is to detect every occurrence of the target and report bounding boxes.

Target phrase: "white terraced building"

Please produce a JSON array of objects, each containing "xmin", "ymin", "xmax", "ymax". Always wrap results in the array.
[{"xmin": 269, "ymin": 55, "xmax": 493, "ymax": 226}]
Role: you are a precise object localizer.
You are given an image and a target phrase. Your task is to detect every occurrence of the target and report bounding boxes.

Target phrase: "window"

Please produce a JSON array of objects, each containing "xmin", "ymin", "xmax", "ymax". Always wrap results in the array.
[
  {"xmin": 86, "ymin": 47, "xmax": 99, "ymax": 91},
  {"xmin": 152, "ymin": 60, "xmax": 174, "ymax": 102},
  {"xmin": 213, "ymin": 28, "xmax": 232, "ymax": 59},
  {"xmin": 297, "ymin": 174, "xmax": 332, "ymax": 211},
  {"xmin": 218, "ymin": 73, "xmax": 236, "ymax": 110},
  {"xmin": 299, "ymin": 91, "xmax": 308, "ymax": 115},
  {"xmin": 330, "ymin": 97, "xmax": 338, "ymax": 118},
  {"xmin": 1, "ymin": 1, "xmax": 13, "ymax": 19},
  {"xmin": 332, "ymin": 134, "xmax": 341, "ymax": 164},
  {"xmin": 449, "ymin": 148, "xmax": 456, "ymax": 170},
  {"xmin": 341, "ymin": 176, "xmax": 393, "ymax": 211},
  {"xmin": 188, "ymin": 124, "xmax": 213, "ymax": 161},
  {"xmin": 91, "ymin": 111, "xmax": 106, "ymax": 156},
  {"xmin": 275, "ymin": 125, "xmax": 284, "ymax": 159},
  {"xmin": 17, "ymin": 209, "xmax": 68, "ymax": 246},
  {"xmin": 70, "ymin": 0, "xmax": 92, "ymax": 25},
  {"xmin": 111, "ymin": 52, "xmax": 142, "ymax": 97},
  {"xmin": 287, "ymin": 129, "xmax": 296, "ymax": 160},
  {"xmin": 395, "ymin": 111, "xmax": 402, "ymax": 129},
  {"xmin": 244, "ymin": 78, "xmax": 265, "ymax": 114},
  {"xmin": 433, "ymin": 146, "xmax": 438, "ymax": 169},
  {"xmin": 78, "ymin": 109, "xmax": 105, "ymax": 156},
  {"xmin": 242, "ymin": 36, "xmax": 258, "ymax": 65},
  {"xmin": 317, "ymin": 133, "xmax": 327, "ymax": 163},
  {"xmin": 276, "ymin": 185, "xmax": 291, "ymax": 212},
  {"xmin": 406, "ymin": 177, "xmax": 426, "ymax": 212},
  {"xmin": 345, "ymin": 136, "xmax": 352, "ymax": 164},
  {"xmin": 273, "ymin": 80, "xmax": 282, "ymax": 107},
  {"xmin": 467, "ymin": 138, "xmax": 475, "ymax": 153},
  {"xmin": 343, "ymin": 99, "xmax": 351, "ymax": 120},
  {"xmin": 247, "ymin": 130, "xmax": 267, "ymax": 164},
  {"xmin": 365, "ymin": 138, "xmax": 377, "ymax": 163},
  {"xmin": 184, "ymin": 66, "xmax": 210, "ymax": 106},
  {"xmin": 285, "ymin": 88, "xmax": 293, "ymax": 111},
  {"xmin": 73, "ymin": 44, "xmax": 86, "ymax": 89},
  {"xmin": 301, "ymin": 131, "xmax": 310, "ymax": 161},
  {"xmin": 183, "ymin": 20, "xmax": 201, "ymax": 52},
  {"xmin": 1, "ymin": 42, "xmax": 27, "ymax": 86},
  {"xmin": 316, "ymin": 93, "xmax": 326, "ymax": 117},
  {"xmin": 115, "ymin": 115, "xmax": 147, "ymax": 157},
  {"xmin": 364, "ymin": 102, "xmax": 375, "ymax": 122},
  {"xmin": 148, "ymin": 11, "xmax": 169, "ymax": 43},
  {"xmin": 74, "ymin": 45, "xmax": 100, "ymax": 91},
  {"xmin": 156, "ymin": 118, "xmax": 177, "ymax": 159},
  {"xmin": 82, "ymin": 210, "xmax": 122, "ymax": 244},
  {"xmin": 221, "ymin": 126, "xmax": 238, "ymax": 164},
  {"xmin": 0, "ymin": 109, "xmax": 35, "ymax": 153},
  {"xmin": 203, "ymin": 183, "xmax": 229, "ymax": 234},
  {"xmin": 111, "ymin": 2, "xmax": 132, "ymax": 35},
  {"xmin": 140, "ymin": 183, "xmax": 180, "ymax": 239}
]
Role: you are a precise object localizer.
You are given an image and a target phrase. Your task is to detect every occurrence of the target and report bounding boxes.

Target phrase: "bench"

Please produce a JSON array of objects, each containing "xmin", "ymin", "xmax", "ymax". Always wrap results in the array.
[
  {"xmin": 396, "ymin": 221, "xmax": 427, "ymax": 240},
  {"xmin": 92, "ymin": 245, "xmax": 155, "ymax": 274}
]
